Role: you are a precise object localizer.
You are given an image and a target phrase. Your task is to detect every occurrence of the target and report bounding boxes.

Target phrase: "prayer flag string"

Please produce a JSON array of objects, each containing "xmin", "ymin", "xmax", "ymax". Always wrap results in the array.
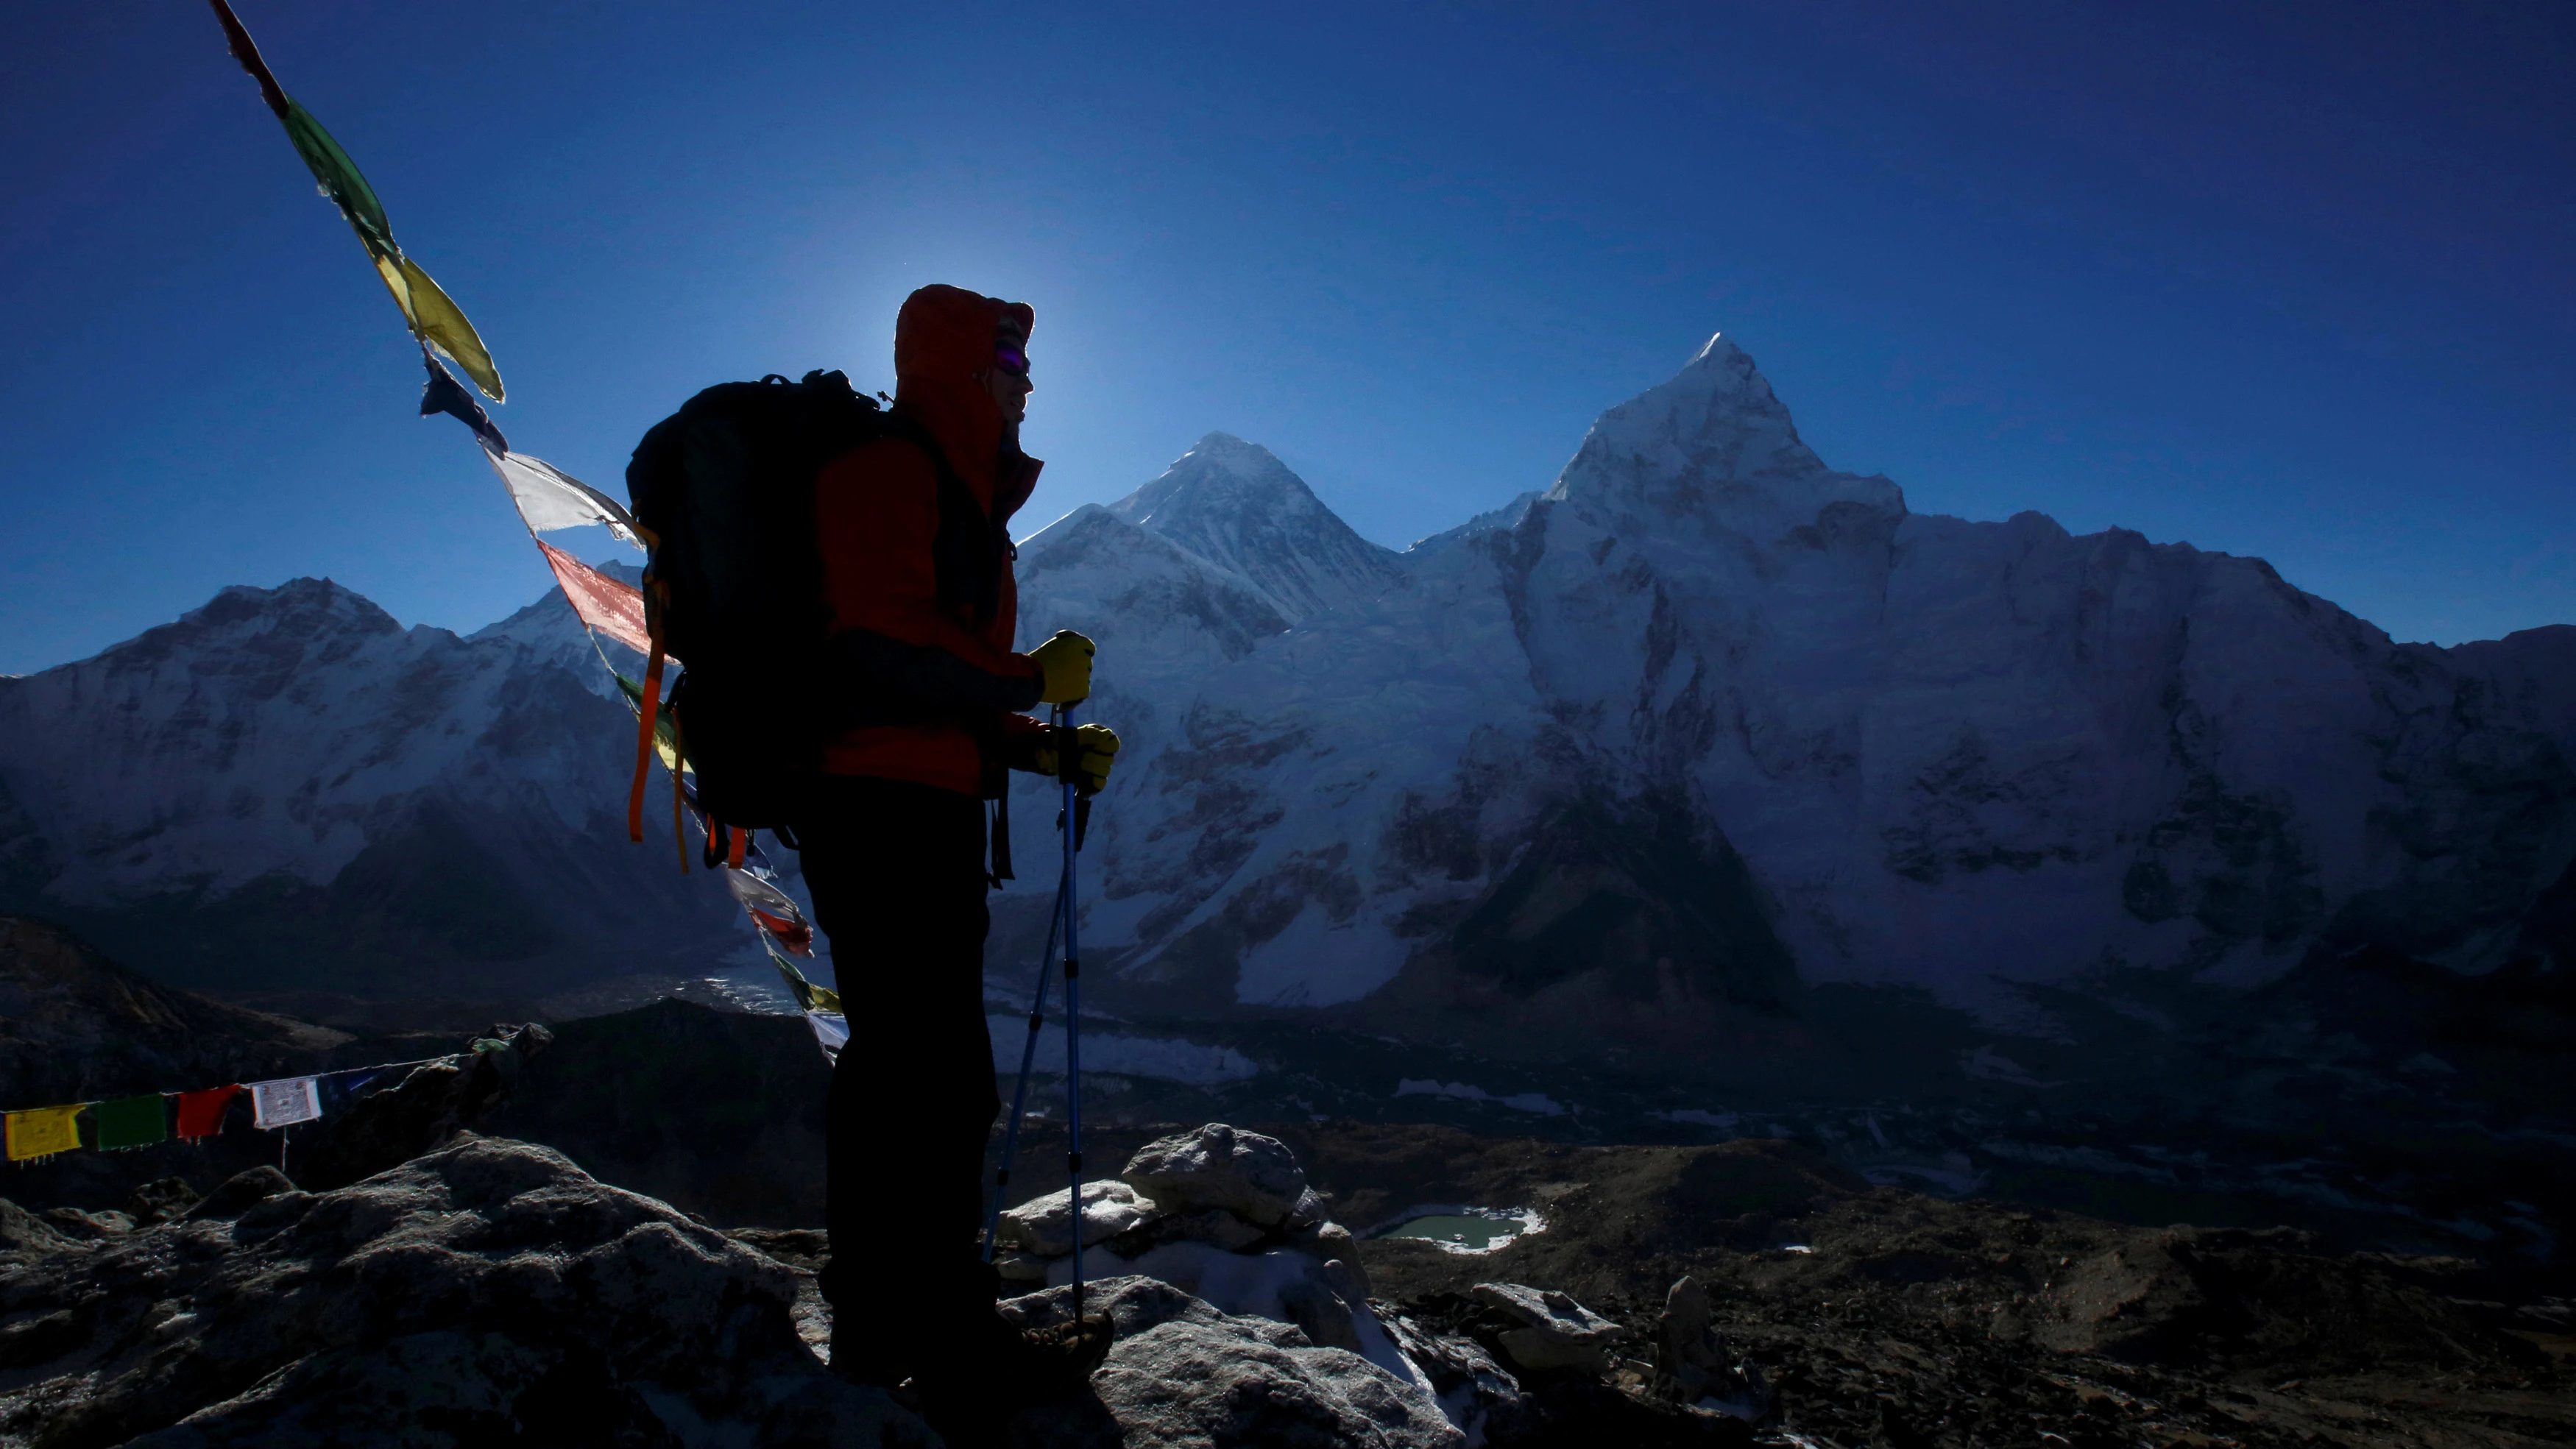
[
  {"xmin": 4, "ymin": 1050, "xmax": 476, "ymax": 1166},
  {"xmin": 205, "ymin": 1, "xmax": 845, "ymax": 1064}
]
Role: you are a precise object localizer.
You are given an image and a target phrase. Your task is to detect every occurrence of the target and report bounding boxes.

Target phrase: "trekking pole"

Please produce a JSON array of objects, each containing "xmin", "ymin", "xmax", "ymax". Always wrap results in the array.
[
  {"xmin": 1058, "ymin": 702, "xmax": 1089, "ymax": 1317},
  {"xmin": 981, "ymin": 869, "xmax": 1069, "ymax": 1262}
]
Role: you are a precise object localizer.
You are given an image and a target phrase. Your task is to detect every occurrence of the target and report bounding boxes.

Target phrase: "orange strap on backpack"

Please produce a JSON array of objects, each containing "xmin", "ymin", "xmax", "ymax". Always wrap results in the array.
[{"xmin": 728, "ymin": 826, "xmax": 749, "ymax": 870}]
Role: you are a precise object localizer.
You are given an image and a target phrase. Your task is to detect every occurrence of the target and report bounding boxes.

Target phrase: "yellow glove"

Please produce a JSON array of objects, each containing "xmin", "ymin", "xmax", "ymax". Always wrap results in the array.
[
  {"xmin": 1028, "ymin": 630, "xmax": 1095, "ymax": 705},
  {"xmin": 1029, "ymin": 723, "xmax": 1121, "ymax": 794}
]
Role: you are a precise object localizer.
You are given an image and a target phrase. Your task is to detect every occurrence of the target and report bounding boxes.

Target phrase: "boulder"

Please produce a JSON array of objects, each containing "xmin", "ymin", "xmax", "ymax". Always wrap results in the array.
[
  {"xmin": 998, "ymin": 1177, "xmax": 1164, "ymax": 1257},
  {"xmin": 0, "ymin": 1136, "xmax": 933, "ymax": 1448},
  {"xmin": 1283, "ymin": 1219, "xmax": 1372, "ymax": 1297},
  {"xmin": 1470, "ymin": 1282, "xmax": 1630, "ymax": 1374},
  {"xmin": 1655, "ymin": 1275, "xmax": 1724, "ymax": 1395},
  {"xmin": 1654, "ymin": 1275, "xmax": 1769, "ymax": 1417},
  {"xmin": 1384, "ymin": 1306, "xmax": 1529, "ymax": 1447},
  {"xmin": 1122, "ymin": 1123, "xmax": 1321, "ymax": 1228},
  {"xmin": 1002, "ymin": 1275, "xmax": 1465, "ymax": 1449}
]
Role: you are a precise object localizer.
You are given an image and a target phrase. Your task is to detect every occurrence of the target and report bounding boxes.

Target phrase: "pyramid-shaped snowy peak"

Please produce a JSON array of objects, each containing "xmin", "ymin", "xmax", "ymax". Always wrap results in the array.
[
  {"xmin": 1551, "ymin": 334, "xmax": 1903, "ymax": 533},
  {"xmin": 1106, "ymin": 433, "xmax": 1404, "ymax": 623}
]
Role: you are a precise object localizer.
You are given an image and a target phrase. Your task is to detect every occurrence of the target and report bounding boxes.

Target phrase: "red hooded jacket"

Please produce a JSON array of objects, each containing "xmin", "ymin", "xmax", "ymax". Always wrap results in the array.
[{"xmin": 812, "ymin": 286, "xmax": 1047, "ymax": 796}]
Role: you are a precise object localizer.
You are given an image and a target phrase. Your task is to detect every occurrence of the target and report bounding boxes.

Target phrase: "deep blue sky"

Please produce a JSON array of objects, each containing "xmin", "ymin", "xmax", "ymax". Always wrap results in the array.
[{"xmin": 4, "ymin": 1, "xmax": 2569, "ymax": 674}]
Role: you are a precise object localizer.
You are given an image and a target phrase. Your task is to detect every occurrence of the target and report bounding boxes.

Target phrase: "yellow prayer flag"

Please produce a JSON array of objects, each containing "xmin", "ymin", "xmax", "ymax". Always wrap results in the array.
[
  {"xmin": 398, "ymin": 256, "xmax": 505, "ymax": 403},
  {"xmin": 371, "ymin": 254, "xmax": 505, "ymax": 403},
  {"xmin": 4, "ymin": 1104, "xmax": 85, "ymax": 1161}
]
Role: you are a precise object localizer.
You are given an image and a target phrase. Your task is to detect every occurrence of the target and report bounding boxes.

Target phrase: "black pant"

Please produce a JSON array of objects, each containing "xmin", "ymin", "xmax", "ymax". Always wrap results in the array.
[{"xmin": 799, "ymin": 775, "xmax": 1002, "ymax": 1355}]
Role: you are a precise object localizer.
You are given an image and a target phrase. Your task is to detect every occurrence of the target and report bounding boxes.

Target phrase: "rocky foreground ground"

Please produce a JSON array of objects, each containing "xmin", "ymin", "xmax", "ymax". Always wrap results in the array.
[{"xmin": 3, "ymin": 1107, "xmax": 2571, "ymax": 1447}]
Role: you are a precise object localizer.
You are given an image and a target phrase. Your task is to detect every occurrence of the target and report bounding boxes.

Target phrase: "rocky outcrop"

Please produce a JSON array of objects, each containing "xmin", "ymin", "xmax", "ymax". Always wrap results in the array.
[
  {"xmin": 0, "ymin": 1137, "xmax": 931, "ymax": 1448},
  {"xmin": 997, "ymin": 1124, "xmax": 1396, "ymax": 1375},
  {"xmin": 1001, "ymin": 1275, "xmax": 1463, "ymax": 1449},
  {"xmin": 289, "ymin": 1022, "xmax": 551, "ymax": 1192}
]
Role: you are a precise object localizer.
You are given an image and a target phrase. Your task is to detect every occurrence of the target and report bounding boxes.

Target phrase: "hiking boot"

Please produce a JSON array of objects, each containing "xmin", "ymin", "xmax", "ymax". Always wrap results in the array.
[{"xmin": 1016, "ymin": 1311, "xmax": 1114, "ymax": 1384}]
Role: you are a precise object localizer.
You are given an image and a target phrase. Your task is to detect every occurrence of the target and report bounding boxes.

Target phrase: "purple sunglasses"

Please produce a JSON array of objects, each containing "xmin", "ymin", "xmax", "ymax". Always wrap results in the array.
[{"xmin": 994, "ymin": 342, "xmax": 1030, "ymax": 377}]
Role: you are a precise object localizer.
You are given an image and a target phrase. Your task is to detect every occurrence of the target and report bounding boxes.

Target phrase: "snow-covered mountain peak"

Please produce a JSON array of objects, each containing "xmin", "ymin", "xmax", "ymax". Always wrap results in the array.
[
  {"xmin": 93, "ymin": 578, "xmax": 406, "ymax": 679},
  {"xmin": 188, "ymin": 577, "xmax": 400, "ymax": 638},
  {"xmin": 1110, "ymin": 433, "xmax": 1329, "ymax": 531},
  {"xmin": 1103, "ymin": 434, "xmax": 1404, "ymax": 622},
  {"xmin": 1554, "ymin": 333, "xmax": 1903, "ymax": 534}
]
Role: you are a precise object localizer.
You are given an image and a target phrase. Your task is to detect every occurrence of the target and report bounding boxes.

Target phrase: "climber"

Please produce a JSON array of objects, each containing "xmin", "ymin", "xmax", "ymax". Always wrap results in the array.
[{"xmin": 793, "ymin": 283, "xmax": 1120, "ymax": 1425}]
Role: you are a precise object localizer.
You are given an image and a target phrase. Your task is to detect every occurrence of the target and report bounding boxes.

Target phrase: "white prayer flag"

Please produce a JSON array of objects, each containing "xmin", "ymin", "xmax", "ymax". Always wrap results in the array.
[
  {"xmin": 485, "ymin": 444, "xmax": 643, "ymax": 545},
  {"xmin": 807, "ymin": 1012, "xmax": 849, "ymax": 1068},
  {"xmin": 249, "ymin": 1076, "xmax": 322, "ymax": 1130}
]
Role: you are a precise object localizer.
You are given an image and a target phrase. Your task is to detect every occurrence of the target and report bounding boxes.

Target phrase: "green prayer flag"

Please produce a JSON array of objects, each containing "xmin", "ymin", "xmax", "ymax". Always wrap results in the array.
[
  {"xmin": 763, "ymin": 940, "xmax": 843, "ymax": 1015},
  {"xmin": 93, "ymin": 1094, "xmax": 168, "ymax": 1150},
  {"xmin": 283, "ymin": 99, "xmax": 397, "ymax": 264}
]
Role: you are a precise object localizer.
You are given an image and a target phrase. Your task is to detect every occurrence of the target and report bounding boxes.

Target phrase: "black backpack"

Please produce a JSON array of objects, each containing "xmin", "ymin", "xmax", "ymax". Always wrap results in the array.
[{"xmin": 624, "ymin": 369, "xmax": 987, "ymax": 841}]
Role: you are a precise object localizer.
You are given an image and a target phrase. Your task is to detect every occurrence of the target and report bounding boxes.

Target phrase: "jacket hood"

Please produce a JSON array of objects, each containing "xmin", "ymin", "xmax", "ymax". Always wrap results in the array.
[{"xmin": 893, "ymin": 284, "xmax": 1039, "ymax": 522}]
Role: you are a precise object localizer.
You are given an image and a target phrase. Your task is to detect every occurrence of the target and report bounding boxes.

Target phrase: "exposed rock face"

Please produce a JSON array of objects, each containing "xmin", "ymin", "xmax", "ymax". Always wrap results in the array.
[
  {"xmin": 1000, "ymin": 1275, "xmax": 1465, "ymax": 1449},
  {"xmin": 0, "ymin": 1137, "xmax": 931, "ymax": 1448}
]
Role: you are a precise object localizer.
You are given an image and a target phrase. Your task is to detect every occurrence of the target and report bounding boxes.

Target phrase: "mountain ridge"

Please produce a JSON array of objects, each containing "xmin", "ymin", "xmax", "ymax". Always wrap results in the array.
[
  {"xmin": 1, "ymin": 333, "xmax": 2568, "ymax": 1072},
  {"xmin": 1006, "ymin": 333, "xmax": 2576, "ymax": 1062}
]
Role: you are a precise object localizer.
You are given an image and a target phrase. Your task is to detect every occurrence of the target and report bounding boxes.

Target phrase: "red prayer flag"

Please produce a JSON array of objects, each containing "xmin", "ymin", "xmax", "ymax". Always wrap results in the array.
[
  {"xmin": 175, "ymin": 1084, "xmax": 241, "ymax": 1142},
  {"xmin": 538, "ymin": 540, "xmax": 656, "ymax": 657}
]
